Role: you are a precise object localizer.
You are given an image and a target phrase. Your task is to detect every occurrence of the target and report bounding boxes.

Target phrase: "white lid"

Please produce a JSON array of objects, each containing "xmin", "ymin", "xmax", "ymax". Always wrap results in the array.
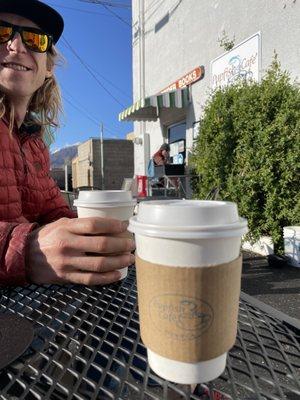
[
  {"xmin": 129, "ymin": 200, "xmax": 248, "ymax": 238},
  {"xmin": 74, "ymin": 190, "xmax": 136, "ymax": 208}
]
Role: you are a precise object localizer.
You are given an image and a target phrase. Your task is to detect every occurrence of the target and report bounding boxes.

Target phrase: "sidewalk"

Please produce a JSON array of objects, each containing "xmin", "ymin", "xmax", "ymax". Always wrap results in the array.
[{"xmin": 241, "ymin": 251, "xmax": 300, "ymax": 319}]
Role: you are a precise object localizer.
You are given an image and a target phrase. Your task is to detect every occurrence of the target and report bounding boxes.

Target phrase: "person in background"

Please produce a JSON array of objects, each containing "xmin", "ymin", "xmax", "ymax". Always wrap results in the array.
[
  {"xmin": 151, "ymin": 143, "xmax": 170, "ymax": 187},
  {"xmin": 152, "ymin": 143, "xmax": 170, "ymax": 166},
  {"xmin": 0, "ymin": 0, "xmax": 135, "ymax": 287}
]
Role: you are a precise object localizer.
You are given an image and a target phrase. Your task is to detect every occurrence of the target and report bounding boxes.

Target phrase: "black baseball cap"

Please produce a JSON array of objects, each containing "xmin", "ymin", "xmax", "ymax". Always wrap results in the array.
[{"xmin": 0, "ymin": 0, "xmax": 64, "ymax": 44}]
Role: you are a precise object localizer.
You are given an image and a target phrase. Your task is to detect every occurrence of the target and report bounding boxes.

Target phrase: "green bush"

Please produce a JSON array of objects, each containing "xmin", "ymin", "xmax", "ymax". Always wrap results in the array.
[{"xmin": 191, "ymin": 57, "xmax": 300, "ymax": 253}]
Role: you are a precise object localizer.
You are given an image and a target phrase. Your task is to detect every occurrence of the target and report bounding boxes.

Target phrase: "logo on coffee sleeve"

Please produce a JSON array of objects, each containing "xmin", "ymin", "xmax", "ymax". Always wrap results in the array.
[{"xmin": 149, "ymin": 294, "xmax": 213, "ymax": 340}]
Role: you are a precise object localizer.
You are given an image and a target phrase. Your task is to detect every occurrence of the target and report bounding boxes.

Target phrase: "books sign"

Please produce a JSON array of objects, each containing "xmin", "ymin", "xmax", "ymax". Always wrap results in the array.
[{"xmin": 160, "ymin": 66, "xmax": 204, "ymax": 93}]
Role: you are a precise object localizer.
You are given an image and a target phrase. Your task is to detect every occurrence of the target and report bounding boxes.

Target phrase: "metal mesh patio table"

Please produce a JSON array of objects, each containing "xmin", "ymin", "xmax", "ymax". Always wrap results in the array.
[{"xmin": 0, "ymin": 267, "xmax": 299, "ymax": 400}]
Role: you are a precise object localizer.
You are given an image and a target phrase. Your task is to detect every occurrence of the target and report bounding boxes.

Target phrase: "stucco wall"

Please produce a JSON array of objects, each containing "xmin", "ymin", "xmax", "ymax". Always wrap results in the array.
[{"xmin": 131, "ymin": 0, "xmax": 299, "ymax": 175}]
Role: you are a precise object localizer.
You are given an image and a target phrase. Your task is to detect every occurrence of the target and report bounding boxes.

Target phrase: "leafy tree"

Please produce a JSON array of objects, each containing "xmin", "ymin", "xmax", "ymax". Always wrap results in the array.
[{"xmin": 191, "ymin": 57, "xmax": 300, "ymax": 253}]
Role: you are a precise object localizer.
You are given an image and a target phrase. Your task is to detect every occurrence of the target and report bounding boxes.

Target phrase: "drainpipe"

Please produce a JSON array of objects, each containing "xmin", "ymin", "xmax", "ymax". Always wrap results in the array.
[{"xmin": 139, "ymin": 0, "xmax": 147, "ymax": 175}]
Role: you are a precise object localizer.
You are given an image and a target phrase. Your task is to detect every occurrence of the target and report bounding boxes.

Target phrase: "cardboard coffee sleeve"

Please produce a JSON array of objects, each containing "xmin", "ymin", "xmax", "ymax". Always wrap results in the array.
[{"xmin": 136, "ymin": 255, "xmax": 242, "ymax": 363}]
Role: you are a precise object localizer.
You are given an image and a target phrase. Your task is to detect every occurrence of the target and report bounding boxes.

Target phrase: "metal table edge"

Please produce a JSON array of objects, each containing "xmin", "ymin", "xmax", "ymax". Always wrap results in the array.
[{"xmin": 240, "ymin": 291, "xmax": 300, "ymax": 332}]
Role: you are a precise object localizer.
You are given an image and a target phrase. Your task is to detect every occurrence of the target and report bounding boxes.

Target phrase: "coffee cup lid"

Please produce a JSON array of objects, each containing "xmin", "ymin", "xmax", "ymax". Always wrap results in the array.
[
  {"xmin": 74, "ymin": 190, "xmax": 136, "ymax": 208},
  {"xmin": 129, "ymin": 200, "xmax": 248, "ymax": 238}
]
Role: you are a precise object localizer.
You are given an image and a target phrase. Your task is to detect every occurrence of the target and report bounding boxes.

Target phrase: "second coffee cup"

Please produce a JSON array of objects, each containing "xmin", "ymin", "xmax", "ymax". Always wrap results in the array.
[{"xmin": 74, "ymin": 190, "xmax": 136, "ymax": 280}]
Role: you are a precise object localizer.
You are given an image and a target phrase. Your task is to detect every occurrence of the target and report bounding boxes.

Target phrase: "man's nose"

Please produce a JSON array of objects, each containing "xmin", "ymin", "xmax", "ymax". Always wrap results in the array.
[{"xmin": 7, "ymin": 32, "xmax": 27, "ymax": 53}]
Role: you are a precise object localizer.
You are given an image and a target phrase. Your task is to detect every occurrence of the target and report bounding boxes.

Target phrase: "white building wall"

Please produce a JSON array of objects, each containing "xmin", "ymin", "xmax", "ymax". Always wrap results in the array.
[{"xmin": 131, "ymin": 0, "xmax": 300, "ymax": 175}]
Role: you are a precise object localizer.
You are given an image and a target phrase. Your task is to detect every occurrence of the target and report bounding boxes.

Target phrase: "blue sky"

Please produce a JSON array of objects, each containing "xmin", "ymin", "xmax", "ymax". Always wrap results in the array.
[{"xmin": 45, "ymin": 0, "xmax": 133, "ymax": 152}]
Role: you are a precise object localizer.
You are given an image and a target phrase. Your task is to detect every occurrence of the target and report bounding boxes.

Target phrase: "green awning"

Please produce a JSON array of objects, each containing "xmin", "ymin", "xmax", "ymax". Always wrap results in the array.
[{"xmin": 119, "ymin": 87, "xmax": 190, "ymax": 122}]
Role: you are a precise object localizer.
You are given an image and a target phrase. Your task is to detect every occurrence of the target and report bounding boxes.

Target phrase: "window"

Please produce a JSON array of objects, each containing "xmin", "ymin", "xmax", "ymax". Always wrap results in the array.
[
  {"xmin": 168, "ymin": 122, "xmax": 186, "ymax": 143},
  {"xmin": 167, "ymin": 122, "xmax": 186, "ymax": 164}
]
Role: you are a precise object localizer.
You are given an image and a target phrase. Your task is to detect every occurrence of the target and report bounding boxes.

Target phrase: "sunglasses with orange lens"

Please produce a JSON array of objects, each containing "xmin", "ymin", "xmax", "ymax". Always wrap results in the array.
[{"xmin": 0, "ymin": 20, "xmax": 52, "ymax": 53}]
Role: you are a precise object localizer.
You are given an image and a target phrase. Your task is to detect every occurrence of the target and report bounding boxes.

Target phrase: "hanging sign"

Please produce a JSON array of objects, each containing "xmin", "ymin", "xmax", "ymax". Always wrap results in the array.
[
  {"xmin": 160, "ymin": 66, "xmax": 204, "ymax": 93},
  {"xmin": 211, "ymin": 32, "xmax": 261, "ymax": 90}
]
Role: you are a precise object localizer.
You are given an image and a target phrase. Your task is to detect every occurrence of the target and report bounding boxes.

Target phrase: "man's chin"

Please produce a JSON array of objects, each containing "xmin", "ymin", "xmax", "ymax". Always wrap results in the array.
[{"xmin": 0, "ymin": 84, "xmax": 33, "ymax": 100}]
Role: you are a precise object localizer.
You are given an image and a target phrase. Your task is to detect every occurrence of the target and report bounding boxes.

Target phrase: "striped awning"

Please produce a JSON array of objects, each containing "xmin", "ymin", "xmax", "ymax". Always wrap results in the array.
[{"xmin": 119, "ymin": 87, "xmax": 190, "ymax": 122}]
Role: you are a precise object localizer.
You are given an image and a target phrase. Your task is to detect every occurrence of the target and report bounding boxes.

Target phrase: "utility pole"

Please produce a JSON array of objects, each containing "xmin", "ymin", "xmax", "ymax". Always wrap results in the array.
[
  {"xmin": 100, "ymin": 122, "xmax": 105, "ymax": 189},
  {"xmin": 64, "ymin": 163, "xmax": 69, "ymax": 192}
]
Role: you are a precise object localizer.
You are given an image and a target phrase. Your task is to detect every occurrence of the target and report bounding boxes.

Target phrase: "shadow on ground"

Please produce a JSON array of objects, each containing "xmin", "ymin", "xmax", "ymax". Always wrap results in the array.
[{"xmin": 241, "ymin": 251, "xmax": 300, "ymax": 319}]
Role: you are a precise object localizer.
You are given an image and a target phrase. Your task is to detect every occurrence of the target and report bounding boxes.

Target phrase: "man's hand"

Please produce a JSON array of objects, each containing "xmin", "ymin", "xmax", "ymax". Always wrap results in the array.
[{"xmin": 26, "ymin": 217, "xmax": 135, "ymax": 285}]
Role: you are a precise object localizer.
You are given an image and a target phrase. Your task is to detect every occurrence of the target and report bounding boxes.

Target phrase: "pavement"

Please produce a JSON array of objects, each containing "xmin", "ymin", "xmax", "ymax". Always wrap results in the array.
[{"xmin": 241, "ymin": 251, "xmax": 300, "ymax": 320}]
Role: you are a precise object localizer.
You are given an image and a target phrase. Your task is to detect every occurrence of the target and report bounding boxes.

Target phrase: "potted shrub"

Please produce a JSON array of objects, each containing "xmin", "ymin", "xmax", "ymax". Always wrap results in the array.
[{"xmin": 191, "ymin": 57, "xmax": 300, "ymax": 264}]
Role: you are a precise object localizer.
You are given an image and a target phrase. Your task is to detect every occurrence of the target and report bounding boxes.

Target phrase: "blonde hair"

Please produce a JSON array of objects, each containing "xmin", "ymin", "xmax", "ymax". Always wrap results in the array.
[{"xmin": 0, "ymin": 45, "xmax": 63, "ymax": 134}]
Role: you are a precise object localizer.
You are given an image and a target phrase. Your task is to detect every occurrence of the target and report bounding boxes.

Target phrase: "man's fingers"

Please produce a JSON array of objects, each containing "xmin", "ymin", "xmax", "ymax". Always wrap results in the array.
[
  {"xmin": 64, "ymin": 270, "xmax": 122, "ymax": 286},
  {"xmin": 68, "ymin": 235, "xmax": 135, "ymax": 254},
  {"xmin": 67, "ymin": 253, "xmax": 135, "ymax": 273},
  {"xmin": 66, "ymin": 217, "xmax": 129, "ymax": 235},
  {"xmin": 115, "ymin": 230, "xmax": 134, "ymax": 239}
]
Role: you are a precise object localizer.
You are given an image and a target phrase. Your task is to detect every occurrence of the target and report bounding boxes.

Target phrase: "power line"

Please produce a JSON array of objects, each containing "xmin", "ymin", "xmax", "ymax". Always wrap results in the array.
[
  {"xmin": 62, "ymin": 84, "xmax": 125, "ymax": 133},
  {"xmin": 87, "ymin": 63, "xmax": 132, "ymax": 101},
  {"xmin": 63, "ymin": 95, "xmax": 98, "ymax": 126},
  {"xmin": 49, "ymin": 4, "xmax": 132, "ymax": 102},
  {"xmin": 78, "ymin": 0, "xmax": 131, "ymax": 27},
  {"xmin": 144, "ymin": 0, "xmax": 164, "ymax": 16},
  {"xmin": 77, "ymin": 0, "xmax": 131, "ymax": 9},
  {"xmin": 48, "ymin": 2, "xmax": 116, "ymax": 16},
  {"xmin": 100, "ymin": 3, "xmax": 131, "ymax": 27},
  {"xmin": 62, "ymin": 36, "xmax": 126, "ymax": 108},
  {"xmin": 61, "ymin": 40, "xmax": 131, "ymax": 101},
  {"xmin": 62, "ymin": 95, "xmax": 120, "ymax": 137}
]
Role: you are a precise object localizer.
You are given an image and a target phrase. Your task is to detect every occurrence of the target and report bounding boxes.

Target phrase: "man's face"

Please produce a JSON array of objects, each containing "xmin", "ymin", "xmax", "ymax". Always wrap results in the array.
[{"xmin": 0, "ymin": 13, "xmax": 53, "ymax": 103}]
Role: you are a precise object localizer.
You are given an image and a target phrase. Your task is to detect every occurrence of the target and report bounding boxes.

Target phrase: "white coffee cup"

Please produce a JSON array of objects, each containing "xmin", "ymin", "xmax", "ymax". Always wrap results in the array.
[
  {"xmin": 128, "ymin": 199, "xmax": 248, "ymax": 383},
  {"xmin": 74, "ymin": 190, "xmax": 136, "ymax": 280}
]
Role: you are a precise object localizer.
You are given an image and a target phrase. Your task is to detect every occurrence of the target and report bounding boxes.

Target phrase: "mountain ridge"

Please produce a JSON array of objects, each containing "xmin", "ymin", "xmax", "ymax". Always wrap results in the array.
[{"xmin": 50, "ymin": 144, "xmax": 78, "ymax": 169}]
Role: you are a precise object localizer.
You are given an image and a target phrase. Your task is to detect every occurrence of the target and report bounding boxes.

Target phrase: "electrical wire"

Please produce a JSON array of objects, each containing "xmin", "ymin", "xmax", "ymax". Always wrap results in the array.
[
  {"xmin": 144, "ymin": 0, "xmax": 166, "ymax": 24},
  {"xmin": 47, "ymin": 2, "xmax": 113, "ymax": 16},
  {"xmin": 144, "ymin": 0, "xmax": 164, "ymax": 16},
  {"xmin": 62, "ymin": 84, "xmax": 125, "ymax": 133},
  {"xmin": 63, "ymin": 95, "xmax": 98, "ymax": 126},
  {"xmin": 62, "ymin": 44, "xmax": 131, "ymax": 102},
  {"xmin": 62, "ymin": 36, "xmax": 126, "ymax": 108},
  {"xmin": 49, "ymin": 3, "xmax": 132, "ymax": 101},
  {"xmin": 97, "ymin": 3, "xmax": 131, "ymax": 27},
  {"xmin": 62, "ymin": 91, "xmax": 122, "ymax": 136},
  {"xmin": 86, "ymin": 63, "xmax": 132, "ymax": 101},
  {"xmin": 77, "ymin": 0, "xmax": 131, "ymax": 9},
  {"xmin": 78, "ymin": 0, "xmax": 132, "ymax": 27},
  {"xmin": 63, "ymin": 95, "xmax": 121, "ymax": 137}
]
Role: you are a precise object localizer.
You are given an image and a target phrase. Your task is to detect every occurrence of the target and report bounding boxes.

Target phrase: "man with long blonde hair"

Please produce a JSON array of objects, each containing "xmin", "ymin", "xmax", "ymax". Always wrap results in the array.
[{"xmin": 0, "ymin": 0, "xmax": 135, "ymax": 286}]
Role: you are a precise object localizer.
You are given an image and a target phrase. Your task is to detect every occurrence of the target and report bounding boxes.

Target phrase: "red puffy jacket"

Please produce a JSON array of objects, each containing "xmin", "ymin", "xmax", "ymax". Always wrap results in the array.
[{"xmin": 0, "ymin": 118, "xmax": 75, "ymax": 286}]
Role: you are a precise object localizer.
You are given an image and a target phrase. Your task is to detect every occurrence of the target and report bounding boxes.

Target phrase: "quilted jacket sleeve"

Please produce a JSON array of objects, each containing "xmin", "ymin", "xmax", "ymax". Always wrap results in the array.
[
  {"xmin": 0, "ymin": 222, "xmax": 37, "ymax": 286},
  {"xmin": 32, "ymin": 137, "xmax": 77, "ymax": 225},
  {"xmin": 37, "ymin": 180, "xmax": 76, "ymax": 225}
]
